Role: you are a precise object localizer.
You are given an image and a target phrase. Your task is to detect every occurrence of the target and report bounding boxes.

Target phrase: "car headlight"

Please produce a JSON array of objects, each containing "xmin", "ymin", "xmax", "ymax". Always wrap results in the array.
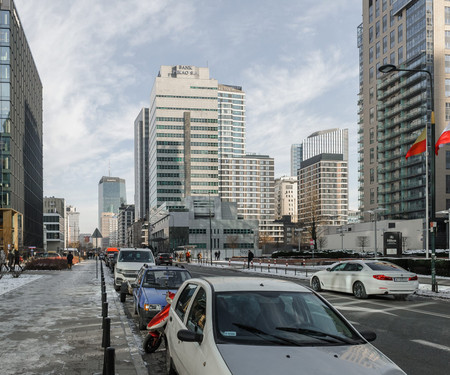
[
  {"xmin": 144, "ymin": 304, "xmax": 162, "ymax": 311},
  {"xmin": 115, "ymin": 268, "xmax": 123, "ymax": 274}
]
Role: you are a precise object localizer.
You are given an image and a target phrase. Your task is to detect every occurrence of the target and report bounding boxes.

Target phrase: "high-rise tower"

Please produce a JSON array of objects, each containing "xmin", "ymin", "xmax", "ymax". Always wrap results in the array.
[
  {"xmin": 359, "ymin": 0, "xmax": 449, "ymax": 220},
  {"xmin": 0, "ymin": 1, "xmax": 43, "ymax": 250}
]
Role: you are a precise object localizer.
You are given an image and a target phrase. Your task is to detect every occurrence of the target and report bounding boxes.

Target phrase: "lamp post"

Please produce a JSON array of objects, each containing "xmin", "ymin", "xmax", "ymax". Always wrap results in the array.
[
  {"xmin": 295, "ymin": 228, "xmax": 303, "ymax": 252},
  {"xmin": 208, "ymin": 193, "xmax": 213, "ymax": 266},
  {"xmin": 379, "ymin": 63, "xmax": 437, "ymax": 292},
  {"xmin": 365, "ymin": 208, "xmax": 384, "ymax": 259}
]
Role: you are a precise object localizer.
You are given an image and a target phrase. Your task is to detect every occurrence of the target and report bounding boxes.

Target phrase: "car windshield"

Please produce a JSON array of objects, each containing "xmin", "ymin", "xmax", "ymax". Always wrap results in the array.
[
  {"xmin": 143, "ymin": 269, "xmax": 190, "ymax": 289},
  {"xmin": 119, "ymin": 251, "xmax": 154, "ymax": 263},
  {"xmin": 366, "ymin": 261, "xmax": 405, "ymax": 271},
  {"xmin": 215, "ymin": 291, "xmax": 363, "ymax": 347}
]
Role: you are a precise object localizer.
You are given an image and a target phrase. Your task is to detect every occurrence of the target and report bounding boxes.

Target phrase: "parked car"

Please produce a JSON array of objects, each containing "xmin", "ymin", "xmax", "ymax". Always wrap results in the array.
[
  {"xmin": 114, "ymin": 248, "xmax": 155, "ymax": 293},
  {"xmin": 131, "ymin": 265, "xmax": 191, "ymax": 329},
  {"xmin": 165, "ymin": 277, "xmax": 406, "ymax": 375},
  {"xmin": 155, "ymin": 252, "xmax": 173, "ymax": 266},
  {"xmin": 310, "ymin": 260, "xmax": 419, "ymax": 299}
]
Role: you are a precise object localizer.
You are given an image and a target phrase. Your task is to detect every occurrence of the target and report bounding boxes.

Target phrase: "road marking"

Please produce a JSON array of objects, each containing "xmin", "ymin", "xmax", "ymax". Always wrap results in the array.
[
  {"xmin": 335, "ymin": 305, "xmax": 398, "ymax": 316},
  {"xmin": 412, "ymin": 339, "xmax": 450, "ymax": 352}
]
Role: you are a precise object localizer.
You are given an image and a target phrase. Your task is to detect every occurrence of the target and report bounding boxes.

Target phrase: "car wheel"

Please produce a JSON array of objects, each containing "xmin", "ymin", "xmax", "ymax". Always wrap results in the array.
[
  {"xmin": 143, "ymin": 333, "xmax": 162, "ymax": 353},
  {"xmin": 165, "ymin": 337, "xmax": 177, "ymax": 375},
  {"xmin": 311, "ymin": 276, "xmax": 322, "ymax": 292},
  {"xmin": 394, "ymin": 294, "xmax": 408, "ymax": 301},
  {"xmin": 133, "ymin": 299, "xmax": 138, "ymax": 315},
  {"xmin": 120, "ymin": 292, "xmax": 126, "ymax": 302},
  {"xmin": 138, "ymin": 308, "xmax": 147, "ymax": 330},
  {"xmin": 353, "ymin": 281, "xmax": 368, "ymax": 299}
]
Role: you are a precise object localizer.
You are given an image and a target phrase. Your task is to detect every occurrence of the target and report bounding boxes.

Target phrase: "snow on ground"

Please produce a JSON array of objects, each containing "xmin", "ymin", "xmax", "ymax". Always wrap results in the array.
[{"xmin": 0, "ymin": 273, "xmax": 45, "ymax": 296}]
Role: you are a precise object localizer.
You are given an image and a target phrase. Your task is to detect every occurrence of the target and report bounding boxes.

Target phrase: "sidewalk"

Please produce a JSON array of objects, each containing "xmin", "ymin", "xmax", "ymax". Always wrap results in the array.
[{"xmin": 0, "ymin": 259, "xmax": 148, "ymax": 375}]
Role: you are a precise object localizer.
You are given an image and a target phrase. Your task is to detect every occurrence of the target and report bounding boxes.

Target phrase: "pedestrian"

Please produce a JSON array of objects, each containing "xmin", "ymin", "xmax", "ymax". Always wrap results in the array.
[
  {"xmin": 247, "ymin": 249, "xmax": 254, "ymax": 269},
  {"xmin": 13, "ymin": 249, "xmax": 21, "ymax": 270},
  {"xmin": 197, "ymin": 252, "xmax": 202, "ymax": 263},
  {"xmin": 217, "ymin": 250, "xmax": 221, "ymax": 260},
  {"xmin": 67, "ymin": 251, "xmax": 74, "ymax": 270},
  {"xmin": 7, "ymin": 249, "xmax": 14, "ymax": 269}
]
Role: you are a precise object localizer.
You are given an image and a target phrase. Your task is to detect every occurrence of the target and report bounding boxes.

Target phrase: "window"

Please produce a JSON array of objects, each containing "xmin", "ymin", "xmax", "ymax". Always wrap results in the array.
[
  {"xmin": 369, "ymin": 26, "xmax": 373, "ymax": 43},
  {"xmin": 376, "ymin": 42, "xmax": 380, "ymax": 58},
  {"xmin": 390, "ymin": 30, "xmax": 395, "ymax": 48},
  {"xmin": 446, "ymin": 175, "xmax": 450, "ymax": 194},
  {"xmin": 446, "ymin": 56, "xmax": 450, "ymax": 73},
  {"xmin": 370, "ymin": 128, "xmax": 375, "ymax": 144},
  {"xmin": 369, "ymin": 67, "xmax": 374, "ymax": 83},
  {"xmin": 370, "ymin": 148, "xmax": 375, "ymax": 163},
  {"xmin": 446, "ymin": 31, "xmax": 450, "ymax": 49},
  {"xmin": 186, "ymin": 288, "xmax": 207, "ymax": 334},
  {"xmin": 446, "ymin": 79, "xmax": 450, "ymax": 97},
  {"xmin": 369, "ymin": 47, "xmax": 374, "ymax": 63},
  {"xmin": 398, "ymin": 24, "xmax": 403, "ymax": 43},
  {"xmin": 370, "ymin": 168, "xmax": 375, "ymax": 183},
  {"xmin": 376, "ymin": 21, "xmax": 380, "ymax": 37},
  {"xmin": 446, "ymin": 103, "xmax": 450, "ymax": 121},
  {"xmin": 382, "ymin": 15, "xmax": 387, "ymax": 33},
  {"xmin": 369, "ymin": 87, "xmax": 375, "ymax": 104},
  {"xmin": 446, "ymin": 7, "xmax": 450, "ymax": 24},
  {"xmin": 383, "ymin": 36, "xmax": 387, "ymax": 53},
  {"xmin": 175, "ymin": 283, "xmax": 198, "ymax": 321},
  {"xmin": 398, "ymin": 46, "xmax": 404, "ymax": 63},
  {"xmin": 446, "ymin": 151, "xmax": 450, "ymax": 169},
  {"xmin": 390, "ymin": 52, "xmax": 395, "ymax": 64}
]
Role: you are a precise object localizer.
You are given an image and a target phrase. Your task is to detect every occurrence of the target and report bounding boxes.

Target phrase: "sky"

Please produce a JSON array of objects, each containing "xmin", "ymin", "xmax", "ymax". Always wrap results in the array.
[{"xmin": 14, "ymin": 0, "xmax": 362, "ymax": 234}]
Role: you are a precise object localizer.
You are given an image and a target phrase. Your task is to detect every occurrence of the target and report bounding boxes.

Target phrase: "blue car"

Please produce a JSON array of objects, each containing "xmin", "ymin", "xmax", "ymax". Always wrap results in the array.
[{"xmin": 132, "ymin": 265, "xmax": 192, "ymax": 330}]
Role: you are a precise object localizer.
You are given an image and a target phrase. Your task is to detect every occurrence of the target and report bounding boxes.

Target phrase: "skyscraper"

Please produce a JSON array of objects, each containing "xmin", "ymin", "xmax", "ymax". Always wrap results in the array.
[
  {"xmin": 134, "ymin": 108, "xmax": 149, "ymax": 220},
  {"xmin": 0, "ymin": 1, "xmax": 43, "ymax": 250},
  {"xmin": 98, "ymin": 176, "xmax": 126, "ymax": 227},
  {"xmin": 148, "ymin": 65, "xmax": 219, "ymax": 210},
  {"xmin": 359, "ymin": 0, "xmax": 449, "ymax": 220},
  {"xmin": 298, "ymin": 129, "xmax": 348, "ymax": 226},
  {"xmin": 290, "ymin": 144, "xmax": 302, "ymax": 177}
]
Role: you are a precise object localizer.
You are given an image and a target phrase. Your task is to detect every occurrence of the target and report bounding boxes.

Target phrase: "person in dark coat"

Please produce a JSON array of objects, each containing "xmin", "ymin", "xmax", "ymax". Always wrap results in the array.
[
  {"xmin": 247, "ymin": 250, "xmax": 254, "ymax": 269},
  {"xmin": 13, "ymin": 249, "xmax": 21, "ymax": 269},
  {"xmin": 8, "ymin": 250, "xmax": 14, "ymax": 269},
  {"xmin": 67, "ymin": 251, "xmax": 74, "ymax": 270}
]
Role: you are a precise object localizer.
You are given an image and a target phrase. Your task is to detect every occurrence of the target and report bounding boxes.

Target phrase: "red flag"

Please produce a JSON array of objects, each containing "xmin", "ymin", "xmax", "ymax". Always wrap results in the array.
[
  {"xmin": 406, "ymin": 128, "xmax": 426, "ymax": 159},
  {"xmin": 435, "ymin": 123, "xmax": 450, "ymax": 155}
]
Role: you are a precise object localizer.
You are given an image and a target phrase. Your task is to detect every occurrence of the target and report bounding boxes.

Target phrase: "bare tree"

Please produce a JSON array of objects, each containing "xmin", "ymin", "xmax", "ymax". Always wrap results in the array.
[
  {"xmin": 317, "ymin": 236, "xmax": 327, "ymax": 250},
  {"xmin": 258, "ymin": 234, "xmax": 274, "ymax": 254},
  {"xmin": 357, "ymin": 236, "xmax": 369, "ymax": 252}
]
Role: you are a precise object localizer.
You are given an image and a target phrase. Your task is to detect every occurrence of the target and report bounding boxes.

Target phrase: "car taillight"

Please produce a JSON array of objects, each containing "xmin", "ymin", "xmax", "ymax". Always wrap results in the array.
[
  {"xmin": 409, "ymin": 275, "xmax": 418, "ymax": 281},
  {"xmin": 373, "ymin": 275, "xmax": 393, "ymax": 281}
]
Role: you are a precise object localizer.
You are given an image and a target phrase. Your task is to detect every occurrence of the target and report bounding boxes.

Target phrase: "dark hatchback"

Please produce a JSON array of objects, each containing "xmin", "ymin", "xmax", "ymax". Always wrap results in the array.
[{"xmin": 156, "ymin": 253, "xmax": 173, "ymax": 265}]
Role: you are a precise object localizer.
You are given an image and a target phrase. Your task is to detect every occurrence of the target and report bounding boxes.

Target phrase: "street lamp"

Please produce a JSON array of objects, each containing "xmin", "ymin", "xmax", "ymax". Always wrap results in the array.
[
  {"xmin": 365, "ymin": 208, "xmax": 385, "ymax": 259},
  {"xmin": 437, "ymin": 210, "xmax": 450, "ymax": 260},
  {"xmin": 295, "ymin": 228, "xmax": 304, "ymax": 252},
  {"xmin": 379, "ymin": 63, "xmax": 437, "ymax": 292}
]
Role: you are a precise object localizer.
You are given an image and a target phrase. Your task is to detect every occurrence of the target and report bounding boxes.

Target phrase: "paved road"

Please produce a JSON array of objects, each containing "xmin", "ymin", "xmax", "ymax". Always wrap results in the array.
[{"xmin": 182, "ymin": 263, "xmax": 450, "ymax": 375}]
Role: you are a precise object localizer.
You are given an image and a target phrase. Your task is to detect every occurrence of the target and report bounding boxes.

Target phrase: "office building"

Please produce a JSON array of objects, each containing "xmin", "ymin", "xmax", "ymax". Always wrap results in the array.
[
  {"xmin": 359, "ymin": 0, "xmax": 450, "ymax": 219},
  {"xmin": 298, "ymin": 129, "xmax": 349, "ymax": 227},
  {"xmin": 0, "ymin": 1, "xmax": 43, "ymax": 252},
  {"xmin": 43, "ymin": 197, "xmax": 65, "ymax": 252},
  {"xmin": 219, "ymin": 154, "xmax": 275, "ymax": 221},
  {"xmin": 117, "ymin": 203, "xmax": 135, "ymax": 247},
  {"xmin": 148, "ymin": 65, "xmax": 219, "ymax": 210},
  {"xmin": 291, "ymin": 144, "xmax": 302, "ymax": 177},
  {"xmin": 134, "ymin": 108, "xmax": 150, "ymax": 221},
  {"xmin": 98, "ymin": 176, "xmax": 126, "ymax": 225},
  {"xmin": 100, "ymin": 212, "xmax": 117, "ymax": 248},
  {"xmin": 66, "ymin": 205, "xmax": 80, "ymax": 247},
  {"xmin": 274, "ymin": 176, "xmax": 298, "ymax": 222}
]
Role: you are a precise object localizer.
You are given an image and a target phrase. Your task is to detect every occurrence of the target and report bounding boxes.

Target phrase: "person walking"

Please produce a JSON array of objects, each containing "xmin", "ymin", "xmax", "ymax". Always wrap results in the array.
[
  {"xmin": 247, "ymin": 249, "xmax": 254, "ymax": 269},
  {"xmin": 7, "ymin": 249, "xmax": 14, "ymax": 269},
  {"xmin": 13, "ymin": 249, "xmax": 21, "ymax": 270},
  {"xmin": 67, "ymin": 251, "xmax": 74, "ymax": 270}
]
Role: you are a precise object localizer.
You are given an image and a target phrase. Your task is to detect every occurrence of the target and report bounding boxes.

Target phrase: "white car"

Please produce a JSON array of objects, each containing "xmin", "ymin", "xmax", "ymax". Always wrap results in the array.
[
  {"xmin": 165, "ymin": 277, "xmax": 406, "ymax": 375},
  {"xmin": 310, "ymin": 260, "xmax": 419, "ymax": 299},
  {"xmin": 114, "ymin": 248, "xmax": 155, "ymax": 295}
]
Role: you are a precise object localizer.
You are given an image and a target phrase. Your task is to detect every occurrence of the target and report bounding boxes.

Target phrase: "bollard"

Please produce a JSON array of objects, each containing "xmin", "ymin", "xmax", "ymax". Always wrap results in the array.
[
  {"xmin": 285, "ymin": 262, "xmax": 288, "ymax": 274},
  {"xmin": 102, "ymin": 317, "xmax": 111, "ymax": 348},
  {"xmin": 104, "ymin": 347, "xmax": 115, "ymax": 375},
  {"xmin": 251, "ymin": 261, "xmax": 253, "ymax": 270},
  {"xmin": 228, "ymin": 259, "xmax": 231, "ymax": 267},
  {"xmin": 268, "ymin": 261, "xmax": 271, "ymax": 273},
  {"xmin": 260, "ymin": 260, "xmax": 262, "ymax": 272},
  {"xmin": 102, "ymin": 301, "xmax": 108, "ymax": 319},
  {"xmin": 102, "ymin": 291, "xmax": 106, "ymax": 304}
]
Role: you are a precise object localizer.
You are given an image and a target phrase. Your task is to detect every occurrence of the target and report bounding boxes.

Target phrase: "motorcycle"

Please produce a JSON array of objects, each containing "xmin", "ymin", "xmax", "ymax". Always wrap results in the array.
[{"xmin": 143, "ymin": 291, "xmax": 175, "ymax": 353}]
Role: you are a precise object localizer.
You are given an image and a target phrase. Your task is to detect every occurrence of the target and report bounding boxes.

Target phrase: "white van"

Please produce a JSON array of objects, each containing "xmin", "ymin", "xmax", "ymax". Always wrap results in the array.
[{"xmin": 114, "ymin": 248, "xmax": 155, "ymax": 292}]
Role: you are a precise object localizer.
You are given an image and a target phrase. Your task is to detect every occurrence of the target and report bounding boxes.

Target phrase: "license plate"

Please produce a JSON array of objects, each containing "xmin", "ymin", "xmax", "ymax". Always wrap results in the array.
[{"xmin": 394, "ymin": 277, "xmax": 408, "ymax": 282}]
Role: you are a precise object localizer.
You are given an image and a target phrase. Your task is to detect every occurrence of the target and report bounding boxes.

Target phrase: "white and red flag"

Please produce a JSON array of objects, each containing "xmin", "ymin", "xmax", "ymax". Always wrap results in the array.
[{"xmin": 435, "ymin": 123, "xmax": 450, "ymax": 155}]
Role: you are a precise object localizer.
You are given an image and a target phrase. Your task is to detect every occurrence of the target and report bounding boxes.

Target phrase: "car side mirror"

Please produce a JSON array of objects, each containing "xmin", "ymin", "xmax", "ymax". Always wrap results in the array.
[
  {"xmin": 359, "ymin": 330, "xmax": 377, "ymax": 342},
  {"xmin": 177, "ymin": 329, "xmax": 203, "ymax": 344},
  {"xmin": 326, "ymin": 267, "xmax": 331, "ymax": 272}
]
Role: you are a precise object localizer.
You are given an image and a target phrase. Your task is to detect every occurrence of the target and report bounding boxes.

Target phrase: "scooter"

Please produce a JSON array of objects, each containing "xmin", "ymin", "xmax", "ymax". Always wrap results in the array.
[{"xmin": 143, "ymin": 291, "xmax": 175, "ymax": 353}]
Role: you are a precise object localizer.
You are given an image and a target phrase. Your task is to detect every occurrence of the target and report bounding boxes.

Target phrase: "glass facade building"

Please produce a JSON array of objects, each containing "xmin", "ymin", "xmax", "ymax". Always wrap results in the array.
[
  {"xmin": 359, "ymin": 0, "xmax": 450, "ymax": 221},
  {"xmin": 0, "ymin": 1, "xmax": 43, "ymax": 250},
  {"xmin": 134, "ymin": 108, "xmax": 149, "ymax": 220},
  {"xmin": 98, "ymin": 176, "xmax": 126, "ymax": 226}
]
